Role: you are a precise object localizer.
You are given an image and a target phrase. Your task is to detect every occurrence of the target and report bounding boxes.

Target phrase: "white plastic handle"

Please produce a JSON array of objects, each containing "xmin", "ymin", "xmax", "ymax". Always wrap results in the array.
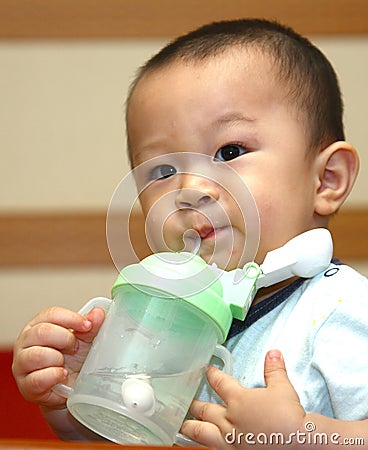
[
  {"xmin": 213, "ymin": 344, "xmax": 233, "ymax": 375},
  {"xmin": 175, "ymin": 344, "xmax": 233, "ymax": 447},
  {"xmin": 258, "ymin": 228, "xmax": 333, "ymax": 288},
  {"xmin": 52, "ymin": 296, "xmax": 112, "ymax": 398},
  {"xmin": 77, "ymin": 296, "xmax": 112, "ymax": 316}
]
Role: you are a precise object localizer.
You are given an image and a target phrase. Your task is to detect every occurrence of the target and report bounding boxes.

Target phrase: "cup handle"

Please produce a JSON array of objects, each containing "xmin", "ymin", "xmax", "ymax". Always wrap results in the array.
[
  {"xmin": 175, "ymin": 344, "xmax": 233, "ymax": 447},
  {"xmin": 213, "ymin": 344, "xmax": 233, "ymax": 375},
  {"xmin": 52, "ymin": 296, "xmax": 112, "ymax": 398},
  {"xmin": 77, "ymin": 296, "xmax": 112, "ymax": 316}
]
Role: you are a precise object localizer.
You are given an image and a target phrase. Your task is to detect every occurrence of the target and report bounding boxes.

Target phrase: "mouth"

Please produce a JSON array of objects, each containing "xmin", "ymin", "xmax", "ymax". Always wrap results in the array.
[
  {"xmin": 197, "ymin": 225, "xmax": 215, "ymax": 240},
  {"xmin": 194, "ymin": 224, "xmax": 228, "ymax": 241}
]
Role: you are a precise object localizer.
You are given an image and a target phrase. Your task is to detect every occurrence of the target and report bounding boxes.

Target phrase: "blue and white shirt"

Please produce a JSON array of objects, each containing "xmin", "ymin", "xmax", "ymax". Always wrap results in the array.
[{"xmin": 201, "ymin": 261, "xmax": 368, "ymax": 420}]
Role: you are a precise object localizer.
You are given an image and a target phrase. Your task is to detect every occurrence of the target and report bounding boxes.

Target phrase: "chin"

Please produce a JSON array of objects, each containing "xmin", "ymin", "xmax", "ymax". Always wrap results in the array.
[{"xmin": 199, "ymin": 251, "xmax": 240, "ymax": 271}]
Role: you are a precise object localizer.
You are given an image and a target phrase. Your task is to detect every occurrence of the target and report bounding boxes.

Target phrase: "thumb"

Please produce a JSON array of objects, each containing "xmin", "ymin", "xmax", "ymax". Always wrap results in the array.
[
  {"xmin": 263, "ymin": 349, "xmax": 289, "ymax": 388},
  {"xmin": 74, "ymin": 307, "xmax": 105, "ymax": 343}
]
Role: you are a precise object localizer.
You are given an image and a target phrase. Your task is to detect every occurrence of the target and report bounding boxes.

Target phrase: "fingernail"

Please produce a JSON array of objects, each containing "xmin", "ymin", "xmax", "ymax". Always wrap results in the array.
[
  {"xmin": 267, "ymin": 349, "xmax": 283, "ymax": 361},
  {"xmin": 63, "ymin": 369, "xmax": 69, "ymax": 378},
  {"xmin": 83, "ymin": 320, "xmax": 92, "ymax": 330}
]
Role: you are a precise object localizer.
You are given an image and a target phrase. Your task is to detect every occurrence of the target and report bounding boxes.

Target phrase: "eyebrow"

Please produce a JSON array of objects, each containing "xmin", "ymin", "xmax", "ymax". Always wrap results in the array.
[
  {"xmin": 214, "ymin": 112, "xmax": 256, "ymax": 127},
  {"xmin": 131, "ymin": 112, "xmax": 257, "ymax": 166}
]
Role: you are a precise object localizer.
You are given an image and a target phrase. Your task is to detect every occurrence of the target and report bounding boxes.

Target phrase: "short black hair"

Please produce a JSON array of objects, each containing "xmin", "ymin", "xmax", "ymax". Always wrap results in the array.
[{"xmin": 127, "ymin": 18, "xmax": 345, "ymax": 153}]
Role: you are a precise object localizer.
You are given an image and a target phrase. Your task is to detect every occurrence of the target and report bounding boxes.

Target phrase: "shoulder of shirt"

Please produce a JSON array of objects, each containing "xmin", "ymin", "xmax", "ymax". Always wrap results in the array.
[
  {"xmin": 307, "ymin": 260, "xmax": 368, "ymax": 293},
  {"xmin": 297, "ymin": 260, "xmax": 368, "ymax": 324},
  {"xmin": 303, "ymin": 261, "xmax": 368, "ymax": 349},
  {"xmin": 227, "ymin": 260, "xmax": 368, "ymax": 340}
]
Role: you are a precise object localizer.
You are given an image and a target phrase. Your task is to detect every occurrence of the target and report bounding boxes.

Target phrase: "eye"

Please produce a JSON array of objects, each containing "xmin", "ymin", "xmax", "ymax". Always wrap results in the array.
[
  {"xmin": 149, "ymin": 164, "xmax": 177, "ymax": 180},
  {"xmin": 214, "ymin": 144, "xmax": 248, "ymax": 162}
]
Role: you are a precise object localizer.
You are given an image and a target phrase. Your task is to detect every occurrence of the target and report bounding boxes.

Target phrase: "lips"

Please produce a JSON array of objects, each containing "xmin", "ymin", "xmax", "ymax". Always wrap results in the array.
[
  {"xmin": 194, "ymin": 224, "xmax": 231, "ymax": 241},
  {"xmin": 196, "ymin": 225, "xmax": 215, "ymax": 239}
]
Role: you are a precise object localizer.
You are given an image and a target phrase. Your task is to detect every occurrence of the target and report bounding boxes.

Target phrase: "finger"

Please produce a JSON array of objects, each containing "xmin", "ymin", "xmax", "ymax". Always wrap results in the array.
[
  {"xmin": 181, "ymin": 419, "xmax": 225, "ymax": 450},
  {"xmin": 26, "ymin": 306, "xmax": 92, "ymax": 334},
  {"xmin": 189, "ymin": 399, "xmax": 226, "ymax": 423},
  {"xmin": 264, "ymin": 349, "xmax": 290, "ymax": 388},
  {"xmin": 13, "ymin": 346, "xmax": 65, "ymax": 377},
  {"xmin": 264, "ymin": 350, "xmax": 301, "ymax": 403},
  {"xmin": 19, "ymin": 323, "xmax": 79, "ymax": 354},
  {"xmin": 189, "ymin": 399, "xmax": 233, "ymax": 440},
  {"xmin": 73, "ymin": 307, "xmax": 105, "ymax": 344},
  {"xmin": 206, "ymin": 365, "xmax": 244, "ymax": 404},
  {"xmin": 17, "ymin": 366, "xmax": 68, "ymax": 405}
]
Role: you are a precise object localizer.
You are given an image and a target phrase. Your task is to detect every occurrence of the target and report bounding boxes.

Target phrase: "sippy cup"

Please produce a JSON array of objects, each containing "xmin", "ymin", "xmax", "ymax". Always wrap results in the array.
[
  {"xmin": 54, "ymin": 228, "xmax": 333, "ymax": 446},
  {"xmin": 54, "ymin": 252, "xmax": 234, "ymax": 446}
]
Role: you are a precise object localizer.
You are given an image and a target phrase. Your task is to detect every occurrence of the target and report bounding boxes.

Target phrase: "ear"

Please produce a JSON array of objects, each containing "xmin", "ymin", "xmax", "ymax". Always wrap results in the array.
[{"xmin": 314, "ymin": 141, "xmax": 359, "ymax": 217}]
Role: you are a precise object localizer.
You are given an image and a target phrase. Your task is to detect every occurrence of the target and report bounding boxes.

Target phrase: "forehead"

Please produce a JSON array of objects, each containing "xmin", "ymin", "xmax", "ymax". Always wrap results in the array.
[
  {"xmin": 128, "ymin": 47, "xmax": 284, "ymax": 109},
  {"xmin": 125, "ymin": 47, "xmax": 309, "ymax": 169},
  {"xmin": 128, "ymin": 50, "xmax": 291, "ymax": 144}
]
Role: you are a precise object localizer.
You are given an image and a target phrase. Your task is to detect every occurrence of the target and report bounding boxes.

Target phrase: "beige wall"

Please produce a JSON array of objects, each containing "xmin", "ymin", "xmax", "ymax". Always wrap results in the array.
[
  {"xmin": 1, "ymin": 37, "xmax": 368, "ymax": 346},
  {"xmin": 0, "ymin": 40, "xmax": 165, "ymax": 212}
]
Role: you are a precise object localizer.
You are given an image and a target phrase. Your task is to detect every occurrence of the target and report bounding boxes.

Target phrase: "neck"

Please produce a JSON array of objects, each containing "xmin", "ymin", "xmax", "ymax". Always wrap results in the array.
[{"xmin": 252, "ymin": 276, "xmax": 299, "ymax": 306}]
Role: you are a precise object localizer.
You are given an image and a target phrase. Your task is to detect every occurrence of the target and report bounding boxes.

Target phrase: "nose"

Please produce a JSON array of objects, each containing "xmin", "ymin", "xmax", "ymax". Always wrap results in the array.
[{"xmin": 175, "ymin": 174, "xmax": 220, "ymax": 209}]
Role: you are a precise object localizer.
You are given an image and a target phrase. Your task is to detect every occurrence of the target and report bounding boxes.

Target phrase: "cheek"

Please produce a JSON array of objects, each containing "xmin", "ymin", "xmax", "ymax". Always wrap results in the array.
[
  {"xmin": 163, "ymin": 214, "xmax": 182, "ymax": 246},
  {"xmin": 250, "ymin": 192, "xmax": 288, "ymax": 259},
  {"xmin": 138, "ymin": 187, "xmax": 167, "ymax": 217},
  {"xmin": 142, "ymin": 207, "xmax": 184, "ymax": 252},
  {"xmin": 139, "ymin": 195, "xmax": 152, "ymax": 216}
]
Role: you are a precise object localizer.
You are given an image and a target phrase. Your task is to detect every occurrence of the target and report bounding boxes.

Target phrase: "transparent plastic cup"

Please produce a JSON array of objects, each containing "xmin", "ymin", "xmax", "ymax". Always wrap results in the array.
[{"xmin": 54, "ymin": 287, "xmax": 232, "ymax": 446}]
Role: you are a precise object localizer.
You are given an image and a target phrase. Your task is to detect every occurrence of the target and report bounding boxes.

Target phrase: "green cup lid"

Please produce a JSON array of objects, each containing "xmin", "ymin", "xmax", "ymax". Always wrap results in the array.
[{"xmin": 112, "ymin": 252, "xmax": 233, "ymax": 343}]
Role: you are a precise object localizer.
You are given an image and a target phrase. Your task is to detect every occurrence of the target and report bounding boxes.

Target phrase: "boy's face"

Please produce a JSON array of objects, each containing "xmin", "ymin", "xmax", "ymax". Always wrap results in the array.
[{"xmin": 127, "ymin": 49, "xmax": 323, "ymax": 269}]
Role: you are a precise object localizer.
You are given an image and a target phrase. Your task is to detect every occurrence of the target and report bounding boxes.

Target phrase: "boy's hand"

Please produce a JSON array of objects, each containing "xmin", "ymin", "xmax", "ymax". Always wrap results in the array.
[
  {"xmin": 12, "ymin": 306, "xmax": 105, "ymax": 408},
  {"xmin": 181, "ymin": 350, "xmax": 306, "ymax": 449}
]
